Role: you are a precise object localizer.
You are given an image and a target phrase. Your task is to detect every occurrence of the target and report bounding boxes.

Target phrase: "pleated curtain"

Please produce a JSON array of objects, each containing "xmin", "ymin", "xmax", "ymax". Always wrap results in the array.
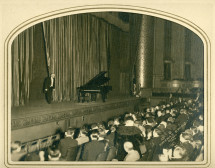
[
  {"xmin": 11, "ymin": 27, "xmax": 35, "ymax": 106},
  {"xmin": 11, "ymin": 13, "xmax": 132, "ymax": 107},
  {"xmin": 42, "ymin": 14, "xmax": 110, "ymax": 102}
]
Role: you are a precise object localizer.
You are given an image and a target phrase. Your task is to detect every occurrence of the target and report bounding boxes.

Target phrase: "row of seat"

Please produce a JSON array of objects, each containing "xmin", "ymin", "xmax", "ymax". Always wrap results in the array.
[{"xmin": 20, "ymin": 134, "xmax": 60, "ymax": 153}]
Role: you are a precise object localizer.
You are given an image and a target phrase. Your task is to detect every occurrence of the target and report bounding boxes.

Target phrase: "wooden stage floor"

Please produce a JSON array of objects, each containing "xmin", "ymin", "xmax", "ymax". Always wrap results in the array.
[{"xmin": 12, "ymin": 97, "xmax": 138, "ymax": 119}]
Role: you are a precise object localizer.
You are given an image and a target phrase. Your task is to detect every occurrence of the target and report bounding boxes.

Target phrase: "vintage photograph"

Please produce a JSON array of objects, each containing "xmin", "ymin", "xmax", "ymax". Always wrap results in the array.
[{"xmin": 9, "ymin": 11, "xmax": 205, "ymax": 164}]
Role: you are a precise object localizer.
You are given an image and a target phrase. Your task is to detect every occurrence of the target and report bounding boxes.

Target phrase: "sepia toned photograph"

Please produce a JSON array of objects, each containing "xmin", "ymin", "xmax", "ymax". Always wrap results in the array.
[
  {"xmin": 1, "ymin": 1, "xmax": 213, "ymax": 168},
  {"xmin": 9, "ymin": 11, "xmax": 205, "ymax": 162}
]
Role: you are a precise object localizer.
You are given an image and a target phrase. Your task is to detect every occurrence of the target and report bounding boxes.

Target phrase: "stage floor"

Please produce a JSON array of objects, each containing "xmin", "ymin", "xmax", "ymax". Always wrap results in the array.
[{"xmin": 11, "ymin": 97, "xmax": 139, "ymax": 120}]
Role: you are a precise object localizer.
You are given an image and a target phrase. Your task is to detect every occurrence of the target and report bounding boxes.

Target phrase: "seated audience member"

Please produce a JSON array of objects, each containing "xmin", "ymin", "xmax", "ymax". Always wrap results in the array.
[
  {"xmin": 175, "ymin": 109, "xmax": 189, "ymax": 127},
  {"xmin": 134, "ymin": 120, "xmax": 146, "ymax": 137},
  {"xmin": 145, "ymin": 112, "xmax": 153, "ymax": 118},
  {"xmin": 163, "ymin": 108, "xmax": 172, "ymax": 120},
  {"xmin": 169, "ymin": 145, "xmax": 189, "ymax": 161},
  {"xmin": 123, "ymin": 141, "xmax": 140, "ymax": 161},
  {"xmin": 82, "ymin": 129, "xmax": 106, "ymax": 161},
  {"xmin": 142, "ymin": 119, "xmax": 147, "ymax": 127},
  {"xmin": 184, "ymin": 129, "xmax": 194, "ymax": 136},
  {"xmin": 90, "ymin": 123, "xmax": 99, "ymax": 130},
  {"xmin": 179, "ymin": 132, "xmax": 193, "ymax": 144},
  {"xmin": 48, "ymin": 148, "xmax": 62, "ymax": 161},
  {"xmin": 82, "ymin": 124, "xmax": 91, "ymax": 132},
  {"xmin": 167, "ymin": 116, "xmax": 175, "ymax": 123},
  {"xmin": 192, "ymin": 133, "xmax": 203, "ymax": 148},
  {"xmin": 155, "ymin": 110, "xmax": 165, "ymax": 124},
  {"xmin": 159, "ymin": 121, "xmax": 167, "ymax": 129},
  {"xmin": 145, "ymin": 128, "xmax": 153, "ymax": 141},
  {"xmin": 116, "ymin": 116, "xmax": 142, "ymax": 161},
  {"xmin": 150, "ymin": 107, "xmax": 156, "ymax": 116},
  {"xmin": 113, "ymin": 117, "xmax": 120, "ymax": 126},
  {"xmin": 170, "ymin": 108, "xmax": 177, "ymax": 118},
  {"xmin": 180, "ymin": 141, "xmax": 194, "ymax": 160},
  {"xmin": 75, "ymin": 128, "xmax": 90, "ymax": 145},
  {"xmin": 107, "ymin": 119, "xmax": 114, "ymax": 127},
  {"xmin": 156, "ymin": 110, "xmax": 162, "ymax": 118},
  {"xmin": 117, "ymin": 116, "xmax": 142, "ymax": 135},
  {"xmin": 148, "ymin": 117, "xmax": 157, "ymax": 127},
  {"xmin": 158, "ymin": 148, "xmax": 172, "ymax": 161},
  {"xmin": 193, "ymin": 121, "xmax": 204, "ymax": 134},
  {"xmin": 98, "ymin": 122, "xmax": 108, "ymax": 141},
  {"xmin": 131, "ymin": 113, "xmax": 138, "ymax": 121},
  {"xmin": 190, "ymin": 126, "xmax": 198, "ymax": 136},
  {"xmin": 42, "ymin": 141, "xmax": 59, "ymax": 161},
  {"xmin": 58, "ymin": 128, "xmax": 78, "ymax": 160},
  {"xmin": 124, "ymin": 112, "xmax": 130, "ymax": 118},
  {"xmin": 199, "ymin": 114, "xmax": 203, "ymax": 121},
  {"xmin": 106, "ymin": 125, "xmax": 117, "ymax": 147},
  {"xmin": 145, "ymin": 117, "xmax": 156, "ymax": 128},
  {"xmin": 11, "ymin": 141, "xmax": 27, "ymax": 161},
  {"xmin": 73, "ymin": 128, "xmax": 81, "ymax": 140},
  {"xmin": 165, "ymin": 121, "xmax": 177, "ymax": 134},
  {"xmin": 145, "ymin": 117, "xmax": 156, "ymax": 140},
  {"xmin": 144, "ymin": 128, "xmax": 163, "ymax": 161}
]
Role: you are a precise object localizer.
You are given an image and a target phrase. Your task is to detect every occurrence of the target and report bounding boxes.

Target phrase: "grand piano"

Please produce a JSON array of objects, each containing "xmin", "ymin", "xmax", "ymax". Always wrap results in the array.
[{"xmin": 77, "ymin": 71, "xmax": 112, "ymax": 103}]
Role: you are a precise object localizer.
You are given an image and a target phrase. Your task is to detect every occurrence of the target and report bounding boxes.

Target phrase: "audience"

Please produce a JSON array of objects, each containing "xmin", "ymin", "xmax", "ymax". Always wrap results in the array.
[
  {"xmin": 11, "ymin": 92, "xmax": 204, "ymax": 162},
  {"xmin": 123, "ymin": 141, "xmax": 140, "ymax": 161}
]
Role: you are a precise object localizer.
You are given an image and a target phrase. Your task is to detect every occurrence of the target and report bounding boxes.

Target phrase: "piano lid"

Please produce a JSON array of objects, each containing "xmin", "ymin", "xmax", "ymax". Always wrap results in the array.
[{"xmin": 81, "ymin": 71, "xmax": 110, "ymax": 88}]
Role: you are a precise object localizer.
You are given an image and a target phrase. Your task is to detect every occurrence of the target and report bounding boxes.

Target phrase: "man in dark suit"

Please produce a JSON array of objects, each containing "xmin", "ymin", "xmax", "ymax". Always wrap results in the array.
[
  {"xmin": 82, "ymin": 129, "xmax": 105, "ymax": 161},
  {"xmin": 44, "ymin": 73, "xmax": 55, "ymax": 104},
  {"xmin": 58, "ymin": 128, "xmax": 78, "ymax": 160}
]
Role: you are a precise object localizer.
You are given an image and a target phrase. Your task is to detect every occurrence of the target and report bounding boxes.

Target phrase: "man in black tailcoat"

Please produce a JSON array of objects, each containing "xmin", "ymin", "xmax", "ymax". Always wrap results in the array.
[{"xmin": 43, "ymin": 73, "xmax": 55, "ymax": 104}]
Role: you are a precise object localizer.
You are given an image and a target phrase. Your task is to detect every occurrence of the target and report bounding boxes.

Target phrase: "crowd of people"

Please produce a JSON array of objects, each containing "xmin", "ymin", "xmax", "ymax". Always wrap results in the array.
[{"xmin": 11, "ymin": 93, "xmax": 204, "ymax": 162}]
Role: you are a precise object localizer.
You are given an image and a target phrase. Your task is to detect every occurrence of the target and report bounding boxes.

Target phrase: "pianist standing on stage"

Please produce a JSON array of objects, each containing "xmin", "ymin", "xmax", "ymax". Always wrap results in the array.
[{"xmin": 44, "ymin": 73, "xmax": 55, "ymax": 104}]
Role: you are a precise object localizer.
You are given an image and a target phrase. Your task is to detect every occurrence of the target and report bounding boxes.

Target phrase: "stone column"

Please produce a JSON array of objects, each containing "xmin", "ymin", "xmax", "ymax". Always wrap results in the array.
[{"xmin": 136, "ymin": 15, "xmax": 154, "ymax": 97}]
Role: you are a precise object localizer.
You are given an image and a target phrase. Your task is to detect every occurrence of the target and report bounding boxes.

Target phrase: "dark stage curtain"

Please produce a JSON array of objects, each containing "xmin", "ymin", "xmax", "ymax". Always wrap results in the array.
[
  {"xmin": 42, "ymin": 14, "xmax": 110, "ymax": 102},
  {"xmin": 11, "ymin": 26, "xmax": 35, "ymax": 106}
]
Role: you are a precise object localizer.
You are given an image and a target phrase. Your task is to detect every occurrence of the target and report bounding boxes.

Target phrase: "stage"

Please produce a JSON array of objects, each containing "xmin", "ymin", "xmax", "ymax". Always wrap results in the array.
[{"xmin": 11, "ymin": 97, "xmax": 143, "ymax": 142}]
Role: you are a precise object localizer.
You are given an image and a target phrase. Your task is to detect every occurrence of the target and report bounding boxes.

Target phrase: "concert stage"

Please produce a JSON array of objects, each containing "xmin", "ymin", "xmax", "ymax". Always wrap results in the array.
[{"xmin": 11, "ymin": 97, "xmax": 142, "ymax": 143}]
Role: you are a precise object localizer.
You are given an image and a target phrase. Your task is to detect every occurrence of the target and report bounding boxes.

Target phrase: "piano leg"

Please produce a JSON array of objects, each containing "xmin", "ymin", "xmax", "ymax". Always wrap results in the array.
[
  {"xmin": 101, "ymin": 92, "xmax": 106, "ymax": 102},
  {"xmin": 81, "ymin": 92, "xmax": 85, "ymax": 103}
]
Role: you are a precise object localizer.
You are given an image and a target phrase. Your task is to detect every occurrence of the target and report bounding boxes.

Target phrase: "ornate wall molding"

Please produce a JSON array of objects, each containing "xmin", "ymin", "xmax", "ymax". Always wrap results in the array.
[{"xmin": 11, "ymin": 98, "xmax": 140, "ymax": 130}]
